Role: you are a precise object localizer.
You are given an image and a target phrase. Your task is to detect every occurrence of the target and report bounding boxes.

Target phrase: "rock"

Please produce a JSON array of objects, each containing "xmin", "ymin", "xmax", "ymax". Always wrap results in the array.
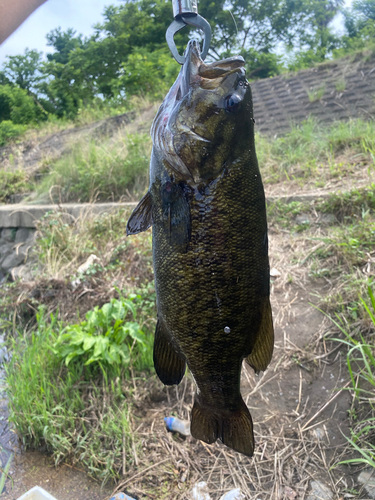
[
  {"xmin": 283, "ymin": 486, "xmax": 297, "ymax": 499},
  {"xmin": 1, "ymin": 228, "xmax": 16, "ymax": 242},
  {"xmin": 0, "ymin": 346, "xmax": 8, "ymax": 365},
  {"xmin": 311, "ymin": 427, "xmax": 325, "ymax": 441},
  {"xmin": 306, "ymin": 481, "xmax": 333, "ymax": 500},
  {"xmin": 1, "ymin": 243, "xmax": 29, "ymax": 272},
  {"xmin": 0, "ymin": 243, "xmax": 13, "ymax": 264},
  {"xmin": 15, "ymin": 227, "xmax": 36, "ymax": 244},
  {"xmin": 11, "ymin": 264, "xmax": 34, "ymax": 282},
  {"xmin": 318, "ymin": 213, "xmax": 336, "ymax": 225},
  {"xmin": 358, "ymin": 469, "xmax": 375, "ymax": 498},
  {"xmin": 295, "ymin": 214, "xmax": 311, "ymax": 225}
]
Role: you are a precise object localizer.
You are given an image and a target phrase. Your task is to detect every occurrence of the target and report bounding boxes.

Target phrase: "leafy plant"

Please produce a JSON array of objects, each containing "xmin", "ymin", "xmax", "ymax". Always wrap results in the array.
[
  {"xmin": 6, "ymin": 304, "xmax": 150, "ymax": 482},
  {"xmin": 53, "ymin": 296, "xmax": 147, "ymax": 370}
]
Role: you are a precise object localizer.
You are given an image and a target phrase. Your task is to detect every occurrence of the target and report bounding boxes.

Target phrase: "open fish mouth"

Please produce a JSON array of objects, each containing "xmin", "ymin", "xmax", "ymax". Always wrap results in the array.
[{"xmin": 180, "ymin": 39, "xmax": 245, "ymax": 95}]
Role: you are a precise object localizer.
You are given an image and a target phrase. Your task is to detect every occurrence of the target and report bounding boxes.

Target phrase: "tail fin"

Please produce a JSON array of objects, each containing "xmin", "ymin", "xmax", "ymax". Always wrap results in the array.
[{"xmin": 191, "ymin": 399, "xmax": 254, "ymax": 457}]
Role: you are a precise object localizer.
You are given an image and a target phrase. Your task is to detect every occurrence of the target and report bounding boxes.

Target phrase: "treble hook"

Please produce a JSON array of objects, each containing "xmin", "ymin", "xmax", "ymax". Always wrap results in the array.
[{"xmin": 166, "ymin": 0, "xmax": 211, "ymax": 65}]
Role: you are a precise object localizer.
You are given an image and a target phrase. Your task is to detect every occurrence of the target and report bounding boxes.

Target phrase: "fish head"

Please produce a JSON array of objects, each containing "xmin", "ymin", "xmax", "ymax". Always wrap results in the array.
[{"xmin": 151, "ymin": 40, "xmax": 253, "ymax": 183}]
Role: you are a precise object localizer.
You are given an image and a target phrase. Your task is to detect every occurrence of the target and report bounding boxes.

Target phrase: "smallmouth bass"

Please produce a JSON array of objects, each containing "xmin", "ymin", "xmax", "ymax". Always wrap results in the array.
[{"xmin": 127, "ymin": 40, "xmax": 274, "ymax": 456}]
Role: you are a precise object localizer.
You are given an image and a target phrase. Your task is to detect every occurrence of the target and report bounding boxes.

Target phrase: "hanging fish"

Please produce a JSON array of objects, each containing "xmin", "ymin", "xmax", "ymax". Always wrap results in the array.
[{"xmin": 127, "ymin": 39, "xmax": 274, "ymax": 456}]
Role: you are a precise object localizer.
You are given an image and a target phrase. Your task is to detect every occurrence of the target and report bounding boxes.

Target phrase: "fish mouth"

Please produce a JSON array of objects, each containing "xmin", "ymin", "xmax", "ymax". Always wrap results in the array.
[{"xmin": 180, "ymin": 39, "xmax": 245, "ymax": 96}]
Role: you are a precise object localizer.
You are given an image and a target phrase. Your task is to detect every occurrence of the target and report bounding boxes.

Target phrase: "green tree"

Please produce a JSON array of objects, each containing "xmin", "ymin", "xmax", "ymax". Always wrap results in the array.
[
  {"xmin": 343, "ymin": 0, "xmax": 375, "ymax": 36},
  {"xmin": 2, "ymin": 48, "xmax": 43, "ymax": 92},
  {"xmin": 46, "ymin": 27, "xmax": 85, "ymax": 64},
  {"xmin": 0, "ymin": 85, "xmax": 38, "ymax": 124},
  {"xmin": 38, "ymin": 28, "xmax": 93, "ymax": 117}
]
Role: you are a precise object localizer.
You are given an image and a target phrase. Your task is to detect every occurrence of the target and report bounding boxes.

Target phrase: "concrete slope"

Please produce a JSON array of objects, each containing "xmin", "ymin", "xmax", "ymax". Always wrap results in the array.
[{"xmin": 251, "ymin": 50, "xmax": 375, "ymax": 136}]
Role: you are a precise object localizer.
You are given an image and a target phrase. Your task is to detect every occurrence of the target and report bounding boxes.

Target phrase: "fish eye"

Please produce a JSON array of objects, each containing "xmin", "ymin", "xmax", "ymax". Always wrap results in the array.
[{"xmin": 224, "ymin": 94, "xmax": 241, "ymax": 113}]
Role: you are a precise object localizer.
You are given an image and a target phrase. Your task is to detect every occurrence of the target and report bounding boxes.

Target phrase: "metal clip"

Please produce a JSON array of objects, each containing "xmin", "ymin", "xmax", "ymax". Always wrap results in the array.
[{"xmin": 166, "ymin": 0, "xmax": 211, "ymax": 65}]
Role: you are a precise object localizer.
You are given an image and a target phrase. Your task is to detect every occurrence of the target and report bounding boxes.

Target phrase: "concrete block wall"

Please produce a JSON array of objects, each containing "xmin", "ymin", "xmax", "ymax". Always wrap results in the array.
[
  {"xmin": 0, "ymin": 202, "xmax": 137, "ymax": 282},
  {"xmin": 0, "ymin": 227, "xmax": 37, "ymax": 281}
]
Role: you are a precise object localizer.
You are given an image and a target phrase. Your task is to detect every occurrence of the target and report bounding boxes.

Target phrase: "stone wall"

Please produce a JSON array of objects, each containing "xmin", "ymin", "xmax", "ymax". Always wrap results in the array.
[
  {"xmin": 0, "ymin": 227, "xmax": 36, "ymax": 282},
  {"xmin": 0, "ymin": 202, "xmax": 137, "ymax": 282}
]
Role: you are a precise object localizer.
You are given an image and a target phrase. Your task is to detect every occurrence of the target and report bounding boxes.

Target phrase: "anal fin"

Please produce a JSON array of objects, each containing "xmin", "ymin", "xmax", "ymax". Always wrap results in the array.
[
  {"xmin": 246, "ymin": 297, "xmax": 274, "ymax": 373},
  {"xmin": 153, "ymin": 320, "xmax": 186, "ymax": 385}
]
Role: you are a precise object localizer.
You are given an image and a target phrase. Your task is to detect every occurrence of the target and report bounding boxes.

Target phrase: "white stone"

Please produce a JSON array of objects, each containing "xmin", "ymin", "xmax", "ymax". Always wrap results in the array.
[
  {"xmin": 358, "ymin": 469, "xmax": 375, "ymax": 499},
  {"xmin": 306, "ymin": 481, "xmax": 333, "ymax": 500}
]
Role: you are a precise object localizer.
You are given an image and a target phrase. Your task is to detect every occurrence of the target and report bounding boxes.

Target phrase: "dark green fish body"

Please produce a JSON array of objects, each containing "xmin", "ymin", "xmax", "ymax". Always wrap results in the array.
[{"xmin": 127, "ymin": 40, "xmax": 274, "ymax": 456}]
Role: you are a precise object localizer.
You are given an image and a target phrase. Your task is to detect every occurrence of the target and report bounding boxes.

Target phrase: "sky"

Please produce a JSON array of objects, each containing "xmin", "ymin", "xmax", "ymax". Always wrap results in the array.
[
  {"xmin": 0, "ymin": 0, "xmax": 119, "ymax": 65},
  {"xmin": 0, "ymin": 0, "xmax": 352, "ymax": 66}
]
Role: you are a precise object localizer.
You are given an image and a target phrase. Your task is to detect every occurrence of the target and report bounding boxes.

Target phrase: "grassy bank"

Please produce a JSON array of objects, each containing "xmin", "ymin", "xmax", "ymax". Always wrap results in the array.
[
  {"xmin": 1, "ymin": 111, "xmax": 375, "ymax": 495},
  {"xmin": 257, "ymin": 117, "xmax": 375, "ymax": 187},
  {"xmin": 2, "ymin": 114, "xmax": 375, "ymax": 204},
  {"xmin": 7, "ymin": 290, "xmax": 155, "ymax": 483}
]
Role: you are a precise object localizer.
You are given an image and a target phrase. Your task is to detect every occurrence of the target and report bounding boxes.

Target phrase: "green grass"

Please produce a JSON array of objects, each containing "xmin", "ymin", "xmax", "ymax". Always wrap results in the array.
[
  {"xmin": 317, "ymin": 186, "xmax": 375, "ymax": 222},
  {"xmin": 257, "ymin": 117, "xmax": 375, "ymax": 184},
  {"xmin": 6, "ymin": 289, "xmax": 155, "ymax": 483},
  {"xmin": 267, "ymin": 186, "xmax": 375, "ymax": 233},
  {"xmin": 328, "ymin": 286, "xmax": 375, "ymax": 469},
  {"xmin": 0, "ymin": 121, "xmax": 27, "ymax": 147},
  {"xmin": 36, "ymin": 132, "xmax": 152, "ymax": 203},
  {"xmin": 34, "ymin": 207, "xmax": 153, "ymax": 282},
  {"xmin": 307, "ymin": 84, "xmax": 326, "ymax": 102},
  {"xmin": 0, "ymin": 169, "xmax": 33, "ymax": 203}
]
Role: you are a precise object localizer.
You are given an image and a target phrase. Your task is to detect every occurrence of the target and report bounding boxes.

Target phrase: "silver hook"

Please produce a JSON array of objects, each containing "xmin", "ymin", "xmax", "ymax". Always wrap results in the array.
[{"xmin": 166, "ymin": 0, "xmax": 211, "ymax": 65}]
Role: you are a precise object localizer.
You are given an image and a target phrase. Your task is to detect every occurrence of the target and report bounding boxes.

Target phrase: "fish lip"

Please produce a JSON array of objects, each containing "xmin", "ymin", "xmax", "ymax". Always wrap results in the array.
[{"xmin": 180, "ymin": 40, "xmax": 245, "ymax": 99}]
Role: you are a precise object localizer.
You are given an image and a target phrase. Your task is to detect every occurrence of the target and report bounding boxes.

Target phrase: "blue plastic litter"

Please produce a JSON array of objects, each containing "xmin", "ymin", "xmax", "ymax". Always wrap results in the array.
[{"xmin": 109, "ymin": 493, "xmax": 136, "ymax": 500}]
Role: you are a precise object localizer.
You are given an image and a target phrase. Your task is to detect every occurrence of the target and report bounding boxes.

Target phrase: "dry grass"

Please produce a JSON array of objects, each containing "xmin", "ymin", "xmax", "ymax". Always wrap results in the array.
[
  {"xmin": 106, "ymin": 358, "xmax": 356, "ymax": 500},
  {"xmin": 98, "ymin": 226, "xmax": 370, "ymax": 499}
]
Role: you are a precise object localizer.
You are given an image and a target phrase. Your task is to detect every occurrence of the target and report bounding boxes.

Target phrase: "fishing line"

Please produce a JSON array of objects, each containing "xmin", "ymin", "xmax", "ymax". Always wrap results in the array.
[{"xmin": 229, "ymin": 9, "xmax": 239, "ymax": 36}]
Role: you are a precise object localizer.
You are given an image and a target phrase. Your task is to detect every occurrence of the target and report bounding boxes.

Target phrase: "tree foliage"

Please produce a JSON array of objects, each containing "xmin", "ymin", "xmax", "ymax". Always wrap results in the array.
[
  {"xmin": 2, "ymin": 48, "xmax": 43, "ymax": 92},
  {"xmin": 0, "ymin": 0, "xmax": 374, "ymax": 135}
]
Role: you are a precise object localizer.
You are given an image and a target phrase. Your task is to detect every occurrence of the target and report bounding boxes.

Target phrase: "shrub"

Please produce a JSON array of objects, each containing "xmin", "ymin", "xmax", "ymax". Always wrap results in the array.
[{"xmin": 0, "ymin": 121, "xmax": 27, "ymax": 147}]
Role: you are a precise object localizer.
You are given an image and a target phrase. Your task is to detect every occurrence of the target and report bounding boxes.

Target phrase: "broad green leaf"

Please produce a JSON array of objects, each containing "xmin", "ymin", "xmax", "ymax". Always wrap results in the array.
[{"xmin": 83, "ymin": 335, "xmax": 96, "ymax": 352}]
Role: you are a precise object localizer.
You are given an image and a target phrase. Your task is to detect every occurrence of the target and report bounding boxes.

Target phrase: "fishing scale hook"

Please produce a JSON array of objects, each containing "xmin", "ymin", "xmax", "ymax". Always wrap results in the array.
[{"xmin": 166, "ymin": 0, "xmax": 211, "ymax": 64}]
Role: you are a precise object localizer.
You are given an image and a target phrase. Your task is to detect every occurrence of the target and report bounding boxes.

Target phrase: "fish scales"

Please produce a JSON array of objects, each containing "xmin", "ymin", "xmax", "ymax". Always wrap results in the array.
[{"xmin": 127, "ymin": 40, "xmax": 274, "ymax": 456}]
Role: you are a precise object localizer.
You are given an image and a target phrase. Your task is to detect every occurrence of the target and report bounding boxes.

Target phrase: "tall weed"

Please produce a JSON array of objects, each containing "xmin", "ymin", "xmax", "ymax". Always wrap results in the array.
[{"xmin": 328, "ymin": 286, "xmax": 375, "ymax": 469}]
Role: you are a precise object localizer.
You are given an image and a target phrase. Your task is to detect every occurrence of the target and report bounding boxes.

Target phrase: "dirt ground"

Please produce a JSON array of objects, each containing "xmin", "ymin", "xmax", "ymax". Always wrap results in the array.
[{"xmin": 2, "ymin": 225, "xmax": 369, "ymax": 500}]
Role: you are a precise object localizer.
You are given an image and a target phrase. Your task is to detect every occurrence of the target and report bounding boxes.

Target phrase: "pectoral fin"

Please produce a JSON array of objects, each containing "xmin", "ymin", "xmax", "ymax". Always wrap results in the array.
[
  {"xmin": 245, "ymin": 297, "xmax": 274, "ymax": 373},
  {"xmin": 153, "ymin": 320, "xmax": 186, "ymax": 385},
  {"xmin": 126, "ymin": 191, "xmax": 153, "ymax": 235},
  {"xmin": 161, "ymin": 182, "xmax": 191, "ymax": 251}
]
